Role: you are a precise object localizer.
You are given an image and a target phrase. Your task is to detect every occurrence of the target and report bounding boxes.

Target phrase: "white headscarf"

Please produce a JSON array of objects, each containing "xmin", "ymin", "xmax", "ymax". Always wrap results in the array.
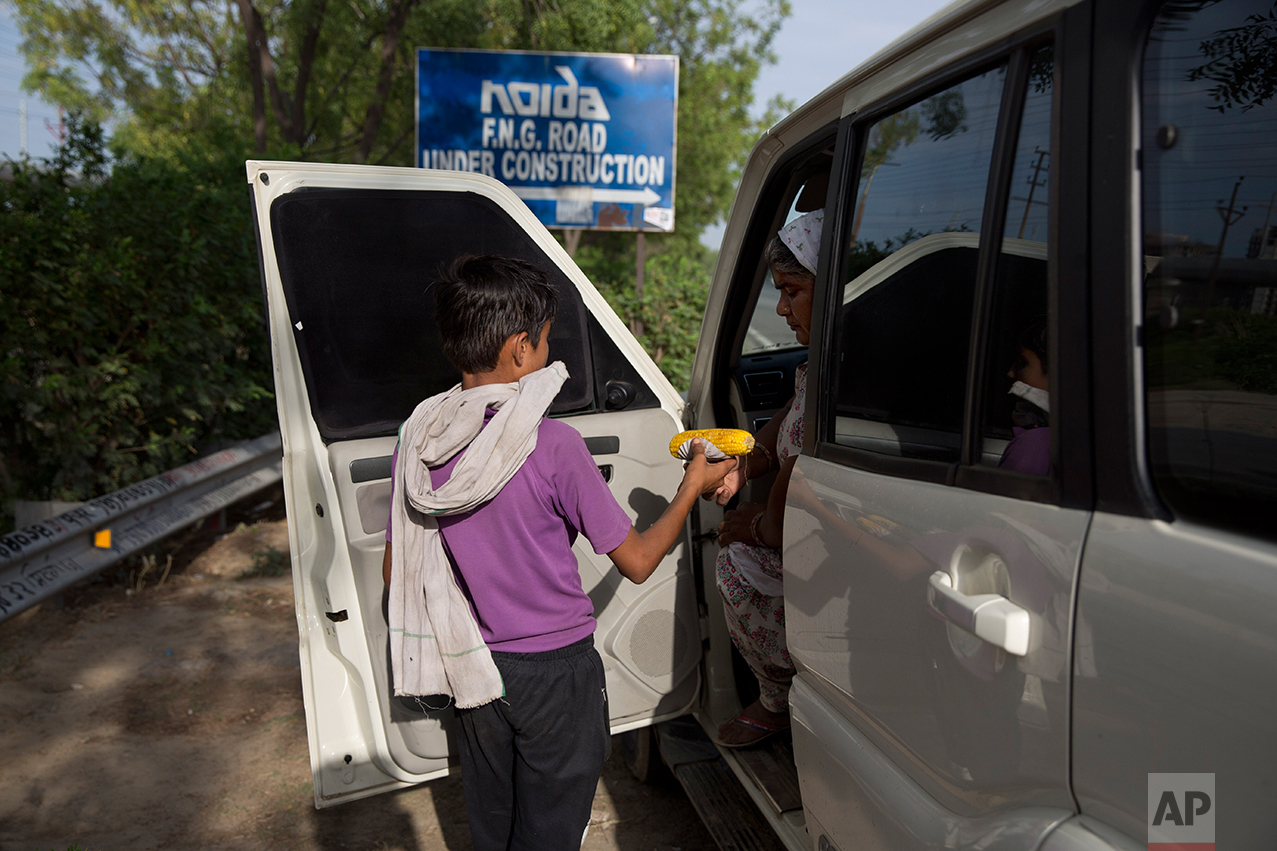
[{"xmin": 778, "ymin": 208, "xmax": 825, "ymax": 276}]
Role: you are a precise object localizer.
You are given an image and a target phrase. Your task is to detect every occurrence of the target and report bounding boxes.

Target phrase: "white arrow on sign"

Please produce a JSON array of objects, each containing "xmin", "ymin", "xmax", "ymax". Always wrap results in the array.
[{"xmin": 510, "ymin": 185, "xmax": 661, "ymax": 207}]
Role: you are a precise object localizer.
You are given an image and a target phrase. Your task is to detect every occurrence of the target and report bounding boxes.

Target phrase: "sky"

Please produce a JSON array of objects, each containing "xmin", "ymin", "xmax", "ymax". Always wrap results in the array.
[
  {"xmin": 0, "ymin": 5, "xmax": 61, "ymax": 161},
  {"xmin": 751, "ymin": 0, "xmax": 954, "ymax": 121},
  {"xmin": 703, "ymin": 0, "xmax": 956, "ymax": 247}
]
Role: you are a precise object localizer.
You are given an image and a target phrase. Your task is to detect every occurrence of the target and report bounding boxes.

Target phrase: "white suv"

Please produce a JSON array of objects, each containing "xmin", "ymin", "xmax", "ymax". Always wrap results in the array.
[{"xmin": 251, "ymin": 0, "xmax": 1277, "ymax": 848}]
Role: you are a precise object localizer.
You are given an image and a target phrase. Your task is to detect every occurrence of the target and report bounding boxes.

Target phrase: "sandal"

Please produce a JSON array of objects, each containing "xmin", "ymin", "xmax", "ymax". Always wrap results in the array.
[{"xmin": 715, "ymin": 711, "xmax": 790, "ymax": 749}]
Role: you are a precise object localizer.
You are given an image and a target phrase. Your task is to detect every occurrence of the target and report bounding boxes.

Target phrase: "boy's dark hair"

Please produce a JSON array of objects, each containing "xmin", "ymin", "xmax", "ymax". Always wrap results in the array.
[
  {"xmin": 1017, "ymin": 317, "xmax": 1049, "ymax": 374},
  {"xmin": 433, "ymin": 254, "xmax": 558, "ymax": 374}
]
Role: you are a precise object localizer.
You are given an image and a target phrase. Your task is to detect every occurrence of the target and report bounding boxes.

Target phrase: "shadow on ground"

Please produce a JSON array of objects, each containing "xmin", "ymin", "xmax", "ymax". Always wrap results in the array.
[{"xmin": 0, "ymin": 509, "xmax": 717, "ymax": 851}]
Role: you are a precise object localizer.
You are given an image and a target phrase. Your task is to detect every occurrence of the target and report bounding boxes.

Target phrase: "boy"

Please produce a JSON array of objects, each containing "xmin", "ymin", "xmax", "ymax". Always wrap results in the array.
[{"xmin": 382, "ymin": 254, "xmax": 728, "ymax": 851}]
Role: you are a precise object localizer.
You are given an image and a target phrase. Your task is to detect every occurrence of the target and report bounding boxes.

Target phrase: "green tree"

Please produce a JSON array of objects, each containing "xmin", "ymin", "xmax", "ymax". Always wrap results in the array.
[
  {"xmin": 849, "ymin": 89, "xmax": 974, "ymax": 243},
  {"xmin": 12, "ymin": 0, "xmax": 785, "ymax": 209},
  {"xmin": 558, "ymin": 0, "xmax": 789, "ymax": 387},
  {"xmin": 8, "ymin": 0, "xmax": 788, "ymax": 479},
  {"xmin": 1187, "ymin": 1, "xmax": 1277, "ymax": 113},
  {"xmin": 11, "ymin": 0, "xmax": 488, "ymax": 161},
  {"xmin": 0, "ymin": 117, "xmax": 275, "ymax": 517}
]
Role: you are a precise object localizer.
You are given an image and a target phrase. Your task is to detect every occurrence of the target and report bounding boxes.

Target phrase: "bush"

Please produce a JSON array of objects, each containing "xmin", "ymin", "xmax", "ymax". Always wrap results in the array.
[
  {"xmin": 0, "ymin": 117, "xmax": 275, "ymax": 522},
  {"xmin": 579, "ymin": 237, "xmax": 714, "ymax": 391},
  {"xmin": 1216, "ymin": 310, "xmax": 1277, "ymax": 394}
]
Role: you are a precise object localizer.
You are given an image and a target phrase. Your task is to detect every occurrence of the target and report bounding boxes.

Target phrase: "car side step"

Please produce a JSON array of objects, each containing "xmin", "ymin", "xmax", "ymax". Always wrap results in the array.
[
  {"xmin": 734, "ymin": 737, "xmax": 803, "ymax": 814},
  {"xmin": 655, "ymin": 717, "xmax": 787, "ymax": 851}
]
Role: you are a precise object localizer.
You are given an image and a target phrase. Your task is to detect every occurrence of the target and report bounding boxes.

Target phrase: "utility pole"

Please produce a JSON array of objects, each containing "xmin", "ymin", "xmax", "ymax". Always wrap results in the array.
[
  {"xmin": 19, "ymin": 99, "xmax": 27, "ymax": 157},
  {"xmin": 1015, "ymin": 147, "xmax": 1050, "ymax": 239},
  {"xmin": 633, "ymin": 205, "xmax": 646, "ymax": 337},
  {"xmin": 562, "ymin": 229, "xmax": 581, "ymax": 258},
  {"xmin": 1205, "ymin": 176, "xmax": 1247, "ymax": 314}
]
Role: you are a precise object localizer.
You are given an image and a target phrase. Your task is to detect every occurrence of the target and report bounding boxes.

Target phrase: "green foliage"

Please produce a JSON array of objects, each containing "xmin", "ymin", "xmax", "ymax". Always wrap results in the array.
[
  {"xmin": 12, "ymin": 0, "xmax": 787, "ymax": 225},
  {"xmin": 862, "ymin": 112, "xmax": 921, "ymax": 178},
  {"xmin": 1216, "ymin": 311, "xmax": 1277, "ymax": 393},
  {"xmin": 920, "ymin": 90, "xmax": 968, "ymax": 140},
  {"xmin": 1185, "ymin": 2, "xmax": 1277, "ymax": 114},
  {"xmin": 589, "ymin": 246, "xmax": 717, "ymax": 390},
  {"xmin": 1143, "ymin": 311, "xmax": 1221, "ymax": 390},
  {"xmin": 1144, "ymin": 306, "xmax": 1277, "ymax": 394},
  {"xmin": 845, "ymin": 239, "xmax": 892, "ymax": 283},
  {"xmin": 12, "ymin": 0, "xmax": 790, "ymax": 408},
  {"xmin": 0, "ymin": 116, "xmax": 275, "ymax": 512},
  {"xmin": 648, "ymin": 0, "xmax": 789, "ymax": 237}
]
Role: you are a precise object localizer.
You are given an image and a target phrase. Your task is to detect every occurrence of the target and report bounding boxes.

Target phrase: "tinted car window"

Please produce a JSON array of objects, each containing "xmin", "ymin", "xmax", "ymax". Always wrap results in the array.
[
  {"xmin": 1141, "ymin": 0, "xmax": 1277, "ymax": 538},
  {"xmin": 742, "ymin": 176, "xmax": 830, "ymax": 357},
  {"xmin": 978, "ymin": 45, "xmax": 1054, "ymax": 472},
  {"xmin": 742, "ymin": 269, "xmax": 799, "ymax": 355},
  {"xmin": 270, "ymin": 189, "xmax": 617, "ymax": 441},
  {"xmin": 834, "ymin": 64, "xmax": 1006, "ymax": 460}
]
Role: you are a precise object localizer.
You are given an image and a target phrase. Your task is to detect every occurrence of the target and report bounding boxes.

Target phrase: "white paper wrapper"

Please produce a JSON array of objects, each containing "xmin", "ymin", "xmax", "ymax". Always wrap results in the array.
[{"xmin": 673, "ymin": 438, "xmax": 731, "ymax": 462}]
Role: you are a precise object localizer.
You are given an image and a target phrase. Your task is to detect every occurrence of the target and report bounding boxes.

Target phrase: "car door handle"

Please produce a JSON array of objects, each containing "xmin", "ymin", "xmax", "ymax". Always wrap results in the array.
[{"xmin": 927, "ymin": 571, "xmax": 1030, "ymax": 656}]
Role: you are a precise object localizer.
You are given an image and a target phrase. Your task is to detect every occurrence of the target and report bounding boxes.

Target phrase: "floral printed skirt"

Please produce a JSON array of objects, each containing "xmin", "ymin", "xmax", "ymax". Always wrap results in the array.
[{"xmin": 715, "ymin": 542, "xmax": 795, "ymax": 714}]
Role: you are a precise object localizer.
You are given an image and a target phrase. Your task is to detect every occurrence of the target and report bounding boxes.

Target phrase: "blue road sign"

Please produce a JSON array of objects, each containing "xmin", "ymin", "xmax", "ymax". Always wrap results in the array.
[{"xmin": 417, "ymin": 48, "xmax": 678, "ymax": 232}]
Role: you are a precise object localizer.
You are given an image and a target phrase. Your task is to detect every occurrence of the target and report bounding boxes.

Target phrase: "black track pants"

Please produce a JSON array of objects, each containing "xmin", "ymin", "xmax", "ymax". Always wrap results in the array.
[{"xmin": 455, "ymin": 635, "xmax": 611, "ymax": 851}]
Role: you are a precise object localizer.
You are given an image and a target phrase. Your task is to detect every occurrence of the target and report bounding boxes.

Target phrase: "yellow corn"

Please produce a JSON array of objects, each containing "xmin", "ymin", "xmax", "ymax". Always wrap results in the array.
[{"xmin": 668, "ymin": 428, "xmax": 756, "ymax": 458}]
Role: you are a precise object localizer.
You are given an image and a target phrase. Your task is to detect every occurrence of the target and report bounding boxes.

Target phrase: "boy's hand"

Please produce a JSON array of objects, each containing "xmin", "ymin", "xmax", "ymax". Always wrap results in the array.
[
  {"xmin": 613, "ymin": 439, "xmax": 734, "ymax": 586},
  {"xmin": 682, "ymin": 438, "xmax": 733, "ymax": 495}
]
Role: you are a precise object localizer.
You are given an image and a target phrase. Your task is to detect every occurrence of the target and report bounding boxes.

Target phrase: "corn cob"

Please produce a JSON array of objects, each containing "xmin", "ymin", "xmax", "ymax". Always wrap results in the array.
[{"xmin": 668, "ymin": 428, "xmax": 756, "ymax": 460}]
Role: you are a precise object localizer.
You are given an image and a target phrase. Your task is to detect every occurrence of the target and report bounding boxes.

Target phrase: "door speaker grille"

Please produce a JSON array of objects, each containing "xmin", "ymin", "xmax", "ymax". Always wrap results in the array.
[{"xmin": 627, "ymin": 609, "xmax": 690, "ymax": 678}]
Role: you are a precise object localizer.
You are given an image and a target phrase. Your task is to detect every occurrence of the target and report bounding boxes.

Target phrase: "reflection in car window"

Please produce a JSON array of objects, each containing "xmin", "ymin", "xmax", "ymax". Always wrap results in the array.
[
  {"xmin": 1142, "ymin": 0, "xmax": 1277, "ymax": 537},
  {"xmin": 742, "ymin": 273, "xmax": 798, "ymax": 354},
  {"xmin": 980, "ymin": 45, "xmax": 1054, "ymax": 473},
  {"xmin": 833, "ymin": 64, "xmax": 1006, "ymax": 460},
  {"xmin": 743, "ymin": 187, "xmax": 825, "ymax": 356}
]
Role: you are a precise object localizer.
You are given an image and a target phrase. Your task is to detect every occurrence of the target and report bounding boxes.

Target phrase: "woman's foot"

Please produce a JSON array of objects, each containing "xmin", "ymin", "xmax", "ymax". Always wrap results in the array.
[{"xmin": 716, "ymin": 700, "xmax": 790, "ymax": 748}]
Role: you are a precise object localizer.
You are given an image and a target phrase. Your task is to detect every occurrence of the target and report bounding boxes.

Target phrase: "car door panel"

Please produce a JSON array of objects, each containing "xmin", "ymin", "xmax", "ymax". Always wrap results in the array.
[
  {"xmin": 1072, "ymin": 515, "xmax": 1277, "ymax": 847},
  {"xmin": 249, "ymin": 162, "xmax": 698, "ymax": 807},
  {"xmin": 793, "ymin": 678, "xmax": 1073, "ymax": 851},
  {"xmin": 1037, "ymin": 816, "xmax": 1145, "ymax": 851},
  {"xmin": 785, "ymin": 455, "xmax": 1087, "ymax": 831}
]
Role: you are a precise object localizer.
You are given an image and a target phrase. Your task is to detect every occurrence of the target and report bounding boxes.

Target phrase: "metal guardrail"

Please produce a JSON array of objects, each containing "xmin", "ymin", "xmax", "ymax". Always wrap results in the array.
[{"xmin": 0, "ymin": 432, "xmax": 283, "ymax": 621}]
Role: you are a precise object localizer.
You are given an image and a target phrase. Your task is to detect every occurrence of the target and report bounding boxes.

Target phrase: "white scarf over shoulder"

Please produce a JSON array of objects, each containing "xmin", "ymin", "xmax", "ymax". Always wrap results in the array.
[{"xmin": 389, "ymin": 361, "xmax": 568, "ymax": 708}]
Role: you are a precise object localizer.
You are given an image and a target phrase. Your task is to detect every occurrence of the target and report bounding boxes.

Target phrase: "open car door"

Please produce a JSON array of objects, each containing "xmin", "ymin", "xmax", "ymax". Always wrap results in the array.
[{"xmin": 247, "ymin": 162, "xmax": 700, "ymax": 808}]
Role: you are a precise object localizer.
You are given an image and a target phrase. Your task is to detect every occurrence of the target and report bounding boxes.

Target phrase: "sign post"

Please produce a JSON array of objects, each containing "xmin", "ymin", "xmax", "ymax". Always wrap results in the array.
[{"xmin": 417, "ymin": 48, "xmax": 678, "ymax": 307}]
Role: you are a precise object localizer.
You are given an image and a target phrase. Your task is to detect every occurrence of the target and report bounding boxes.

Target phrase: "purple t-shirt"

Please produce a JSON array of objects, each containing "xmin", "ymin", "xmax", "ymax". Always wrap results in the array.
[
  {"xmin": 388, "ymin": 411, "xmax": 632, "ymax": 652},
  {"xmin": 999, "ymin": 426, "xmax": 1051, "ymax": 476}
]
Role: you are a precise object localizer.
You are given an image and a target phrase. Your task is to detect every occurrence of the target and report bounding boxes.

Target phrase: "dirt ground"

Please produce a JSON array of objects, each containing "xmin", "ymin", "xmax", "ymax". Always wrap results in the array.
[{"xmin": 0, "ymin": 491, "xmax": 717, "ymax": 851}]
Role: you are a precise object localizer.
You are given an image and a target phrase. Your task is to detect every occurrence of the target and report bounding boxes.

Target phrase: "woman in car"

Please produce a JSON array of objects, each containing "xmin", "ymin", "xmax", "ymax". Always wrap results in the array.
[{"xmin": 710, "ymin": 208, "xmax": 822, "ymax": 747}]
